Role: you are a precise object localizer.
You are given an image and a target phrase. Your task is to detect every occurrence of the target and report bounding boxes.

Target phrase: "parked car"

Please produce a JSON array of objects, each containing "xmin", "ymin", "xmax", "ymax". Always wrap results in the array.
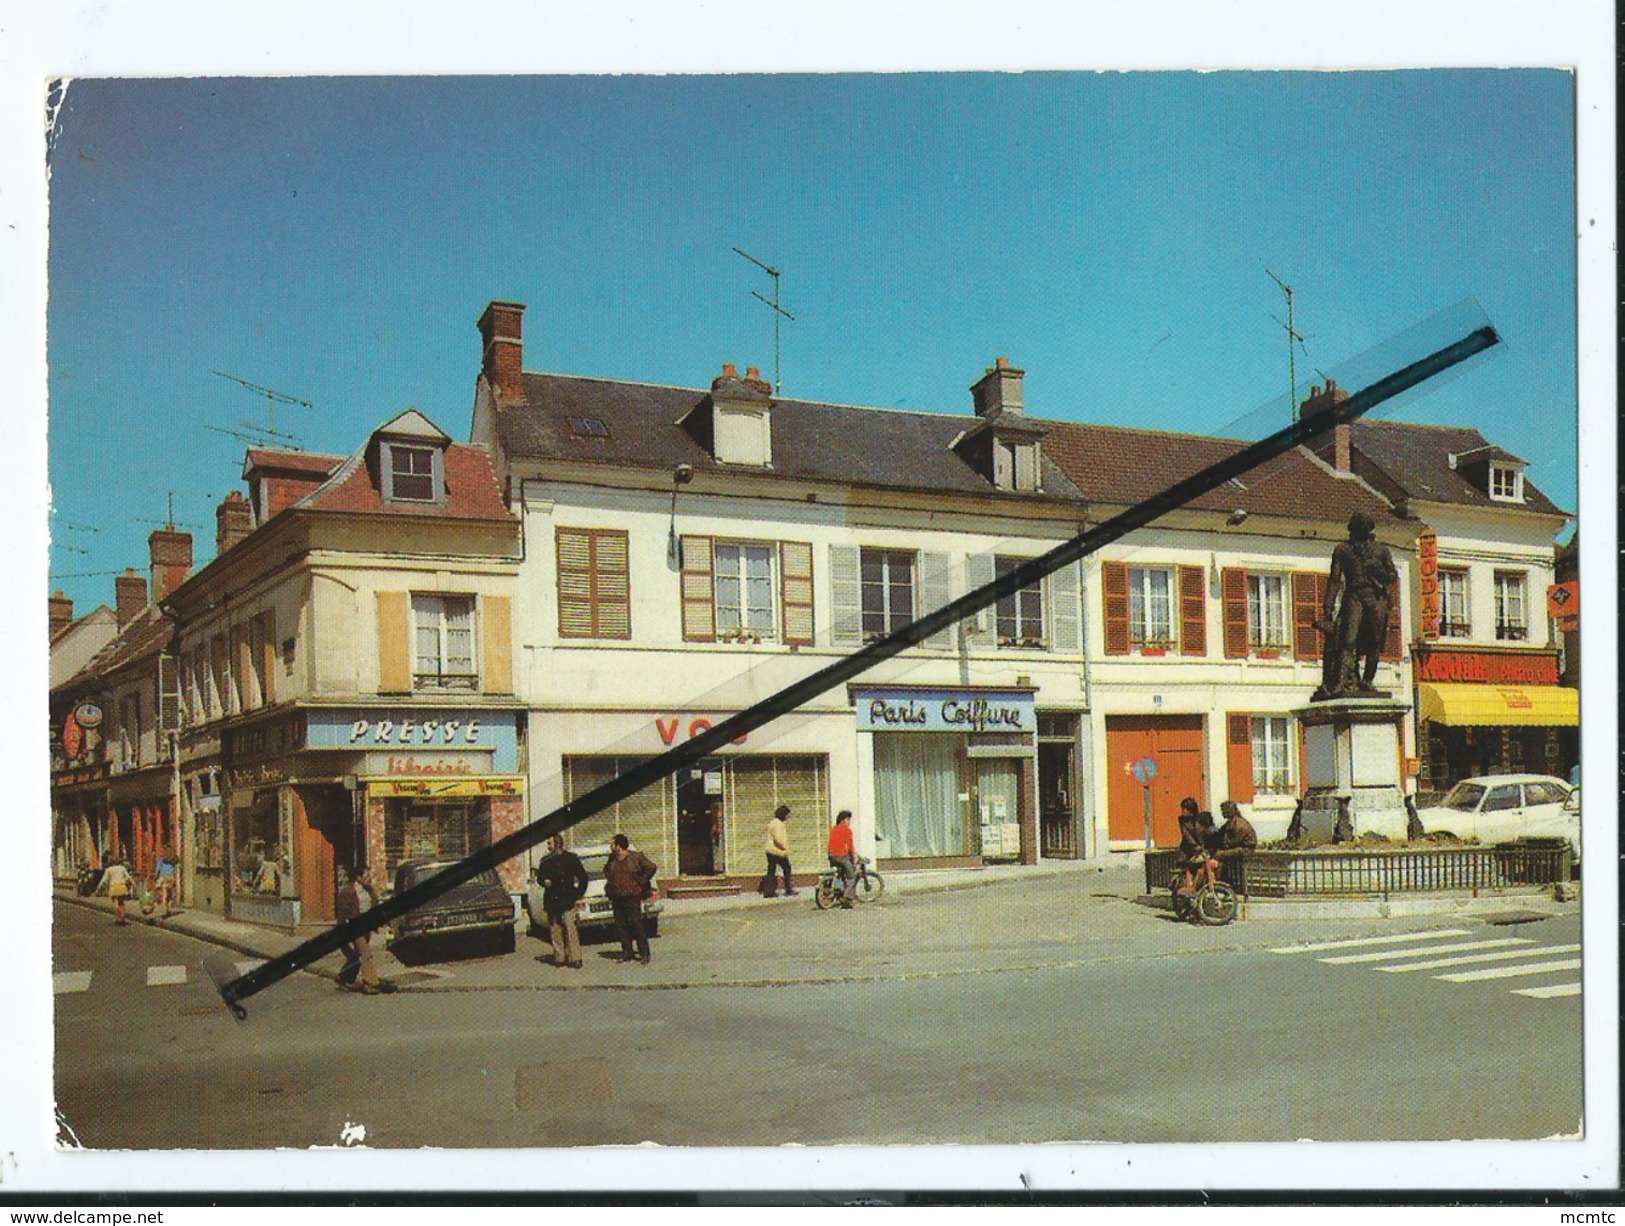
[
  {"xmin": 525, "ymin": 843, "xmax": 662, "ymax": 942},
  {"xmin": 388, "ymin": 858, "xmax": 517, "ymax": 955},
  {"xmin": 1416, "ymin": 774, "xmax": 1579, "ymax": 862}
]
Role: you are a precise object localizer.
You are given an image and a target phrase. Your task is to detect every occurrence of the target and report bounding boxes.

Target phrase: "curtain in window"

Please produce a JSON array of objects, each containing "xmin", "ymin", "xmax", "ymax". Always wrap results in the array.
[{"xmin": 874, "ymin": 735, "xmax": 965, "ymax": 857}]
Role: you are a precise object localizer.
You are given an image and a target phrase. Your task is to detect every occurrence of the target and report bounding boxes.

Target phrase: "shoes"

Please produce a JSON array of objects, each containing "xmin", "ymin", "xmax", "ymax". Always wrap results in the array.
[
  {"xmin": 784, "ymin": 889, "xmax": 799, "ymax": 896},
  {"xmin": 569, "ymin": 960, "xmax": 583, "ymax": 969},
  {"xmin": 840, "ymin": 900, "xmax": 855, "ymax": 909},
  {"xmin": 360, "ymin": 985, "xmax": 380, "ymax": 995},
  {"xmin": 637, "ymin": 954, "xmax": 652, "ymax": 965}
]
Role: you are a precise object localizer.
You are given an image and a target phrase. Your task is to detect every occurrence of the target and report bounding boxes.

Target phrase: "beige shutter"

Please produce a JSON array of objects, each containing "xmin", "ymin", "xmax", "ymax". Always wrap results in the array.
[
  {"xmin": 829, "ymin": 545, "xmax": 861, "ymax": 647},
  {"xmin": 257, "ymin": 612, "xmax": 278, "ymax": 704},
  {"xmin": 376, "ymin": 591, "xmax": 412, "ymax": 692},
  {"xmin": 481, "ymin": 594, "xmax": 514, "ymax": 694},
  {"xmin": 680, "ymin": 535, "xmax": 717, "ymax": 642},
  {"xmin": 779, "ymin": 540, "xmax": 814, "ymax": 645}
]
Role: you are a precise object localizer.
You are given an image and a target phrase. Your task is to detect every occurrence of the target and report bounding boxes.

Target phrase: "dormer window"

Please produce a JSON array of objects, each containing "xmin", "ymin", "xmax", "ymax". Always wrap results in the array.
[
  {"xmin": 372, "ymin": 409, "xmax": 453, "ymax": 505},
  {"xmin": 1488, "ymin": 463, "xmax": 1523, "ymax": 503},
  {"xmin": 388, "ymin": 444, "xmax": 437, "ymax": 501}
]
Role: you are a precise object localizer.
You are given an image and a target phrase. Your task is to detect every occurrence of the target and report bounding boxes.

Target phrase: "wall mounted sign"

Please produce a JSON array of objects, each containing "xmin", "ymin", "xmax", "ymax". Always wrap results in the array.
[
  {"xmin": 306, "ymin": 709, "xmax": 520, "ymax": 774},
  {"xmin": 1546, "ymin": 580, "xmax": 1578, "ymax": 631},
  {"xmin": 853, "ymin": 688, "xmax": 1036, "ymax": 734},
  {"xmin": 224, "ymin": 712, "xmax": 306, "ymax": 763},
  {"xmin": 358, "ymin": 752, "xmax": 490, "ymax": 778},
  {"xmin": 71, "ymin": 702, "xmax": 103, "ymax": 730},
  {"xmin": 62, "ymin": 713, "xmax": 84, "ymax": 759},
  {"xmin": 368, "ymin": 777, "xmax": 523, "ymax": 798},
  {"xmin": 1414, "ymin": 647, "xmax": 1559, "ymax": 687},
  {"xmin": 1417, "ymin": 531, "xmax": 1440, "ymax": 640}
]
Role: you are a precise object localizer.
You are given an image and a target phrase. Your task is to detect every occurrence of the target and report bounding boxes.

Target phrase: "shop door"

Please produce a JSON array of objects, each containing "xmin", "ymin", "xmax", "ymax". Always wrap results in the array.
[
  {"xmin": 1038, "ymin": 741, "xmax": 1078, "ymax": 858},
  {"xmin": 1105, "ymin": 715, "xmax": 1207, "ymax": 846},
  {"xmin": 973, "ymin": 758, "xmax": 1022, "ymax": 861},
  {"xmin": 294, "ymin": 786, "xmax": 352, "ymax": 923},
  {"xmin": 676, "ymin": 764, "xmax": 723, "ymax": 876}
]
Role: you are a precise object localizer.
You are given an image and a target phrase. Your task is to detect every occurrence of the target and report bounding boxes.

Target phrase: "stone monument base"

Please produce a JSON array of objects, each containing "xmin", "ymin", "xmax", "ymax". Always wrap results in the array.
[{"xmin": 1294, "ymin": 695, "xmax": 1411, "ymax": 842}]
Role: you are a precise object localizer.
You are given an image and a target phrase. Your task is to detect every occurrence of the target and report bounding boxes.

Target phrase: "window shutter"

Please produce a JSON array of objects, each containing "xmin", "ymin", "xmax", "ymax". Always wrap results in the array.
[
  {"xmin": 556, "ymin": 528, "xmax": 595, "ymax": 639},
  {"xmin": 376, "ymin": 591, "xmax": 412, "ymax": 692},
  {"xmin": 919, "ymin": 551, "xmax": 953, "ymax": 651},
  {"xmin": 234, "ymin": 624, "xmax": 254, "ymax": 708},
  {"xmin": 595, "ymin": 530, "xmax": 631, "ymax": 639},
  {"xmin": 778, "ymin": 541, "xmax": 814, "ymax": 645},
  {"xmin": 1221, "ymin": 567, "xmax": 1250, "ymax": 659},
  {"xmin": 1226, "ymin": 713, "xmax": 1255, "ymax": 804},
  {"xmin": 1292, "ymin": 572, "xmax": 1323, "ymax": 661},
  {"xmin": 1101, "ymin": 560, "xmax": 1130, "ymax": 655},
  {"xmin": 829, "ymin": 545, "xmax": 861, "ymax": 647},
  {"xmin": 1046, "ymin": 560, "xmax": 1081, "ymax": 654},
  {"xmin": 481, "ymin": 594, "xmax": 513, "ymax": 693},
  {"xmin": 680, "ymin": 535, "xmax": 716, "ymax": 642},
  {"xmin": 1298, "ymin": 722, "xmax": 1310, "ymax": 798},
  {"xmin": 1381, "ymin": 578, "xmax": 1403, "ymax": 660},
  {"xmin": 256, "ymin": 612, "xmax": 277, "ymax": 704},
  {"xmin": 430, "ymin": 446, "xmax": 446, "ymax": 503},
  {"xmin": 963, "ymin": 553, "xmax": 996, "ymax": 645},
  {"xmin": 1178, "ymin": 564, "xmax": 1207, "ymax": 656},
  {"xmin": 558, "ymin": 528, "xmax": 631, "ymax": 640}
]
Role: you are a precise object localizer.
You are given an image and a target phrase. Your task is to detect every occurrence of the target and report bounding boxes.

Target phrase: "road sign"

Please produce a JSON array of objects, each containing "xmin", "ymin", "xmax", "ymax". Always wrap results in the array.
[{"xmin": 1131, "ymin": 756, "xmax": 1159, "ymax": 785}]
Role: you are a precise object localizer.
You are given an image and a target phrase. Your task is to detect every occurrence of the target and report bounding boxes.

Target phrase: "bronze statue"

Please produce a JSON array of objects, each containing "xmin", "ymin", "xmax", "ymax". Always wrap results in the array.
[{"xmin": 1314, "ymin": 511, "xmax": 1398, "ymax": 699}]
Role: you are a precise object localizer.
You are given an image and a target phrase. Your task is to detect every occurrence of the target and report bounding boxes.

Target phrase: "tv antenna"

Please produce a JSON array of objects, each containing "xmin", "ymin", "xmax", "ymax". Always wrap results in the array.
[
  {"xmin": 134, "ymin": 491, "xmax": 204, "ymax": 532},
  {"xmin": 733, "ymin": 247, "xmax": 796, "ymax": 395},
  {"xmin": 213, "ymin": 369, "xmax": 313, "ymax": 448},
  {"xmin": 1265, "ymin": 268, "xmax": 1312, "ymax": 420}
]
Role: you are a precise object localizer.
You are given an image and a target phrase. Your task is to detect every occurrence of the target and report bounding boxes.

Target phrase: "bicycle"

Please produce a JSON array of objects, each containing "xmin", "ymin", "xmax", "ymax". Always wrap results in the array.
[
  {"xmin": 1169, "ymin": 856, "xmax": 1238, "ymax": 926},
  {"xmin": 815, "ymin": 855, "xmax": 885, "ymax": 909}
]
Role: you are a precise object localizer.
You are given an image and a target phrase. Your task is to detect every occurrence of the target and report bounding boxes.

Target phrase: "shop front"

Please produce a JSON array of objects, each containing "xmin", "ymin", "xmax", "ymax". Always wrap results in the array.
[
  {"xmin": 1413, "ymin": 645, "xmax": 1579, "ymax": 800},
  {"xmin": 50, "ymin": 762, "xmax": 109, "ymax": 880},
  {"xmin": 854, "ymin": 686, "xmax": 1040, "ymax": 868}
]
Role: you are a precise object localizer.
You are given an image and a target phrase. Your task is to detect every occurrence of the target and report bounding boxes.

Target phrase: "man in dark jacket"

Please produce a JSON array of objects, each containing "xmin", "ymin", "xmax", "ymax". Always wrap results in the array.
[
  {"xmin": 335, "ymin": 865, "xmax": 381, "ymax": 994},
  {"xmin": 604, "ymin": 834, "xmax": 657, "ymax": 965},
  {"xmin": 1215, "ymin": 800, "xmax": 1258, "ymax": 855},
  {"xmin": 536, "ymin": 835, "xmax": 589, "ymax": 969}
]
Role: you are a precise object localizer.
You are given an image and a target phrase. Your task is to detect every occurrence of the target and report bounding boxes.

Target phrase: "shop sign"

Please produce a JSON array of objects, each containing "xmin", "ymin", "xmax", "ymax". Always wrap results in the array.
[
  {"xmin": 72, "ymin": 701, "xmax": 103, "ymax": 730},
  {"xmin": 854, "ymin": 688, "xmax": 1036, "ymax": 734},
  {"xmin": 52, "ymin": 761, "xmax": 109, "ymax": 788},
  {"xmin": 359, "ymin": 752, "xmax": 490, "ymax": 777},
  {"xmin": 1414, "ymin": 648, "xmax": 1559, "ymax": 687},
  {"xmin": 306, "ymin": 709, "xmax": 520, "ymax": 774},
  {"xmin": 224, "ymin": 713, "xmax": 306, "ymax": 763},
  {"xmin": 62, "ymin": 713, "xmax": 84, "ymax": 759},
  {"xmin": 370, "ymin": 778, "xmax": 523, "ymax": 798},
  {"xmin": 1546, "ymin": 581, "xmax": 1578, "ymax": 631},
  {"xmin": 655, "ymin": 716, "xmax": 749, "ymax": 747},
  {"xmin": 226, "ymin": 761, "xmax": 287, "ymax": 789},
  {"xmin": 1417, "ymin": 532, "xmax": 1440, "ymax": 640}
]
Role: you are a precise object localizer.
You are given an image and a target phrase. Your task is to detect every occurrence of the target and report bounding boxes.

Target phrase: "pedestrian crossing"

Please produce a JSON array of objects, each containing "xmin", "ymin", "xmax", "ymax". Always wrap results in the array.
[
  {"xmin": 53, "ymin": 961, "xmax": 265, "ymax": 995},
  {"xmin": 1269, "ymin": 927, "xmax": 1582, "ymax": 1002}
]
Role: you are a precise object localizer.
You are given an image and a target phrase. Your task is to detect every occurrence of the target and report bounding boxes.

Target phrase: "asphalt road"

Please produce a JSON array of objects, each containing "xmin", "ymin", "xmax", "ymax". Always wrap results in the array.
[{"xmin": 52, "ymin": 881, "xmax": 1584, "ymax": 1148}]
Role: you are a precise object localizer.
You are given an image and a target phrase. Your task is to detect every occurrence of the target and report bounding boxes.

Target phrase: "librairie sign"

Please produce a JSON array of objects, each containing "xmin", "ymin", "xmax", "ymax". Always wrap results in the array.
[{"xmin": 854, "ymin": 688, "xmax": 1036, "ymax": 734}]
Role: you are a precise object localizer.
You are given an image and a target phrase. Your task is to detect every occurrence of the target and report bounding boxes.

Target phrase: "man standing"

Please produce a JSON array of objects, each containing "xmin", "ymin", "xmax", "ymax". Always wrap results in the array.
[
  {"xmin": 335, "ymin": 865, "xmax": 381, "ymax": 995},
  {"xmin": 764, "ymin": 804, "xmax": 797, "ymax": 897},
  {"xmin": 536, "ymin": 835, "xmax": 589, "ymax": 969},
  {"xmin": 827, "ymin": 810, "xmax": 857, "ymax": 909},
  {"xmin": 604, "ymin": 834, "xmax": 657, "ymax": 965}
]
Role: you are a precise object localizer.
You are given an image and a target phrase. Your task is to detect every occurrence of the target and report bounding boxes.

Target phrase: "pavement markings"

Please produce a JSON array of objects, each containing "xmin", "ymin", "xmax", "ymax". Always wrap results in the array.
[
  {"xmin": 1436, "ymin": 958, "xmax": 1582, "ymax": 983},
  {"xmin": 1319, "ymin": 937, "xmax": 1531, "ymax": 965},
  {"xmin": 53, "ymin": 971, "xmax": 92, "ymax": 995},
  {"xmin": 146, "ymin": 965, "xmax": 188, "ymax": 987},
  {"xmin": 1512, "ymin": 982, "xmax": 1582, "ymax": 999},
  {"xmin": 1268, "ymin": 929, "xmax": 1470, "ymax": 954},
  {"xmin": 1375, "ymin": 944, "xmax": 1581, "ymax": 973}
]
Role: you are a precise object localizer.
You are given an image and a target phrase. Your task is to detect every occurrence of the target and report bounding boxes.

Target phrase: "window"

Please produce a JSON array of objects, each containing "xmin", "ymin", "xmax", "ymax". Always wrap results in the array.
[
  {"xmin": 1250, "ymin": 716, "xmax": 1293, "ymax": 793},
  {"xmin": 1438, "ymin": 568, "xmax": 1470, "ymax": 638},
  {"xmin": 1494, "ymin": 571, "xmax": 1528, "ymax": 641},
  {"xmin": 861, "ymin": 549, "xmax": 915, "ymax": 641},
  {"xmin": 386, "ymin": 444, "xmax": 437, "ymax": 502},
  {"xmin": 714, "ymin": 542, "xmax": 776, "ymax": 639},
  {"xmin": 1247, "ymin": 573, "xmax": 1291, "ymax": 652},
  {"xmin": 1481, "ymin": 784, "xmax": 1521, "ymax": 813},
  {"xmin": 210, "ymin": 635, "xmax": 229, "ymax": 717},
  {"xmin": 1524, "ymin": 781, "xmax": 1568, "ymax": 806},
  {"xmin": 119, "ymin": 696, "xmax": 136, "ymax": 769},
  {"xmin": 1488, "ymin": 464, "xmax": 1523, "ymax": 502},
  {"xmin": 995, "ymin": 556, "xmax": 1045, "ymax": 646},
  {"xmin": 557, "ymin": 528, "xmax": 631, "ymax": 639},
  {"xmin": 411, "ymin": 594, "xmax": 477, "ymax": 689},
  {"xmin": 566, "ymin": 416, "xmax": 610, "ymax": 439},
  {"xmin": 1128, "ymin": 567, "xmax": 1174, "ymax": 649}
]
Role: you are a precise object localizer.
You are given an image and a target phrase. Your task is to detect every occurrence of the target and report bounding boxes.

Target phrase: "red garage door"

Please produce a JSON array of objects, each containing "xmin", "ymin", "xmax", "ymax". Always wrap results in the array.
[{"xmin": 1105, "ymin": 715, "xmax": 1208, "ymax": 846}]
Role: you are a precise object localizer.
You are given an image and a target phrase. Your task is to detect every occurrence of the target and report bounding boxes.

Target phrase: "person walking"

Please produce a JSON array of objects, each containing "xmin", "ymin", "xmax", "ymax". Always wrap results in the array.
[
  {"xmin": 604, "ymin": 834, "xmax": 657, "ymax": 965},
  {"xmin": 99, "ymin": 857, "xmax": 134, "ymax": 925},
  {"xmin": 764, "ymin": 804, "xmax": 797, "ymax": 897},
  {"xmin": 153, "ymin": 851, "xmax": 178, "ymax": 917},
  {"xmin": 335, "ymin": 865, "xmax": 381, "ymax": 994},
  {"xmin": 536, "ymin": 835, "xmax": 589, "ymax": 969},
  {"xmin": 827, "ymin": 810, "xmax": 857, "ymax": 909}
]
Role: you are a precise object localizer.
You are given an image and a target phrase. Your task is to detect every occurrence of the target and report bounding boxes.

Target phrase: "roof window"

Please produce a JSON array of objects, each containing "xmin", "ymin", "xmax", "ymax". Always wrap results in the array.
[
  {"xmin": 1488, "ymin": 463, "xmax": 1523, "ymax": 503},
  {"xmin": 567, "ymin": 416, "xmax": 611, "ymax": 439}
]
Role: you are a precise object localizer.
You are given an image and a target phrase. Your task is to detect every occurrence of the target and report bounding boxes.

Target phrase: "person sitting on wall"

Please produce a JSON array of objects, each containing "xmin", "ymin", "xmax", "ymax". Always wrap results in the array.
[{"xmin": 1214, "ymin": 800, "xmax": 1258, "ymax": 858}]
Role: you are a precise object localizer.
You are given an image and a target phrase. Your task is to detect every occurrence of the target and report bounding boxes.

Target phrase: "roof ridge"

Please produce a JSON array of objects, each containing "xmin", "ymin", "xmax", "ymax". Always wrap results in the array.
[{"xmin": 1038, "ymin": 416, "xmax": 1248, "ymax": 446}]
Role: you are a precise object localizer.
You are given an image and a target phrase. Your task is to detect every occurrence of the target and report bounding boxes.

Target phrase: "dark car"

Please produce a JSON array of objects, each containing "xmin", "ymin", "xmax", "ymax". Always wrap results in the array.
[{"xmin": 388, "ymin": 858, "xmax": 516, "ymax": 956}]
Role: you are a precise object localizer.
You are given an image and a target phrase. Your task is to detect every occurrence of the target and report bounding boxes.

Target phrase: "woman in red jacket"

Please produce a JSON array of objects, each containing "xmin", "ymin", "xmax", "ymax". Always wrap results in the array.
[{"xmin": 827, "ymin": 810, "xmax": 857, "ymax": 909}]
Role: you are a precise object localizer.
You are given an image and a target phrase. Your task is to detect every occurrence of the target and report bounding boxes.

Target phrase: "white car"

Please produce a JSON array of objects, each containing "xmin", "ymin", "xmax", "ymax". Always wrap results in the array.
[
  {"xmin": 1417, "ymin": 773, "xmax": 1579, "ymax": 861},
  {"xmin": 524, "ymin": 843, "xmax": 663, "ymax": 940}
]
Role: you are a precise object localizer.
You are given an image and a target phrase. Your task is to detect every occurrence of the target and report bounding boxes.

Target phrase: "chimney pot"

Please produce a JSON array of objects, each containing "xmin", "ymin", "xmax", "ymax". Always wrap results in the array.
[
  {"xmin": 995, "ymin": 356, "xmax": 1010, "ymax": 370},
  {"xmin": 49, "ymin": 590, "xmax": 74, "ymax": 638},
  {"xmin": 722, "ymin": 362, "xmax": 738, "ymax": 379},
  {"xmin": 477, "ymin": 300, "xmax": 526, "ymax": 402},
  {"xmin": 745, "ymin": 365, "xmax": 761, "ymax": 381},
  {"xmin": 115, "ymin": 567, "xmax": 148, "ymax": 629}
]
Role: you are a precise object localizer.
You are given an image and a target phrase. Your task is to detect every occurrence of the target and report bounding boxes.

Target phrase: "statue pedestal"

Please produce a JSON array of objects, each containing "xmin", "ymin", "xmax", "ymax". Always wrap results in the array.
[{"xmin": 1294, "ymin": 696, "xmax": 1411, "ymax": 842}]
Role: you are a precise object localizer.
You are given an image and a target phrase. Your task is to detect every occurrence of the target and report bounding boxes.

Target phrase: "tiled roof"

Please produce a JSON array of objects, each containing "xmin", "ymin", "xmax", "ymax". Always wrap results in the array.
[
  {"xmin": 495, "ymin": 372, "xmax": 1085, "ymax": 501},
  {"xmin": 243, "ymin": 449, "xmax": 347, "ymax": 477},
  {"xmin": 59, "ymin": 606, "xmax": 173, "ymax": 692},
  {"xmin": 1042, "ymin": 421, "xmax": 1398, "ymax": 524},
  {"xmin": 1336, "ymin": 421, "xmax": 1567, "ymax": 517},
  {"xmin": 293, "ymin": 440, "xmax": 513, "ymax": 521}
]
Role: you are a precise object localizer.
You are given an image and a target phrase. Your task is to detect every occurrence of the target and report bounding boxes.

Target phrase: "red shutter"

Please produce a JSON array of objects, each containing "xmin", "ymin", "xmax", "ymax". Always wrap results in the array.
[
  {"xmin": 1178, "ymin": 565, "xmax": 1206, "ymax": 656},
  {"xmin": 680, "ymin": 535, "xmax": 716, "ymax": 642},
  {"xmin": 1226, "ymin": 713, "xmax": 1255, "ymax": 804},
  {"xmin": 1381, "ymin": 578, "xmax": 1403, "ymax": 660},
  {"xmin": 1102, "ymin": 561, "xmax": 1130, "ymax": 655},
  {"xmin": 1221, "ymin": 567, "xmax": 1249, "ymax": 658},
  {"xmin": 1292, "ymin": 571, "xmax": 1323, "ymax": 661}
]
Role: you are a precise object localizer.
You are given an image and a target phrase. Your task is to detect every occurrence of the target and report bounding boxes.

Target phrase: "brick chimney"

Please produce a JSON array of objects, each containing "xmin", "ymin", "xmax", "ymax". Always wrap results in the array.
[
  {"xmin": 49, "ymin": 591, "xmax": 74, "ymax": 638},
  {"xmin": 148, "ymin": 526, "xmax": 193, "ymax": 601},
  {"xmin": 477, "ymin": 300, "xmax": 526, "ymax": 402},
  {"xmin": 1301, "ymin": 378, "xmax": 1352, "ymax": 473},
  {"xmin": 971, "ymin": 356, "xmax": 1025, "ymax": 417},
  {"xmin": 216, "ymin": 490, "xmax": 254, "ymax": 555},
  {"xmin": 115, "ymin": 568, "xmax": 148, "ymax": 629}
]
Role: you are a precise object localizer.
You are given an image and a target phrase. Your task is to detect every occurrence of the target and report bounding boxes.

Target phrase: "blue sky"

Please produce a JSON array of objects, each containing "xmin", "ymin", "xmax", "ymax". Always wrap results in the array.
[{"xmin": 46, "ymin": 71, "xmax": 1577, "ymax": 608}]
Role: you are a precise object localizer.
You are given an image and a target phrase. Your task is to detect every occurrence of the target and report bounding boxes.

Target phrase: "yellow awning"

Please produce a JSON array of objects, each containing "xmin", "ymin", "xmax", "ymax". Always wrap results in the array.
[{"xmin": 1418, "ymin": 682, "xmax": 1579, "ymax": 727}]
